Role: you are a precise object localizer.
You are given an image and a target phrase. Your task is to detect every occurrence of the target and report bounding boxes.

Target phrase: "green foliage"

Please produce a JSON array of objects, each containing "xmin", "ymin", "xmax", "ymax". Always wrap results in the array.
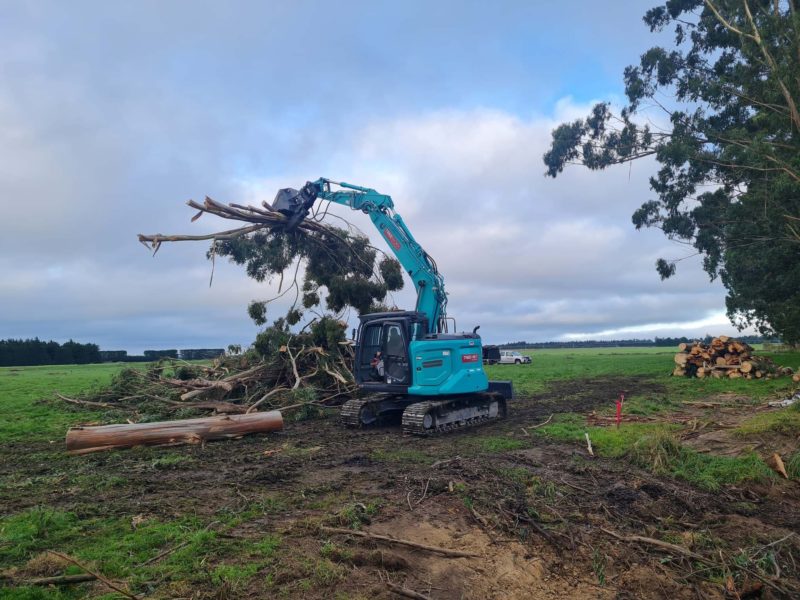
[
  {"xmin": 544, "ymin": 1, "xmax": 800, "ymax": 342},
  {"xmin": 253, "ymin": 316, "xmax": 346, "ymax": 359},
  {"xmin": 213, "ymin": 222, "xmax": 404, "ymax": 325}
]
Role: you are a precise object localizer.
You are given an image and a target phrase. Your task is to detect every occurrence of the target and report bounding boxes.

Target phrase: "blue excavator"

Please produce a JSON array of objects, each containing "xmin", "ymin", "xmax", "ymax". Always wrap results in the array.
[{"xmin": 273, "ymin": 178, "xmax": 512, "ymax": 435}]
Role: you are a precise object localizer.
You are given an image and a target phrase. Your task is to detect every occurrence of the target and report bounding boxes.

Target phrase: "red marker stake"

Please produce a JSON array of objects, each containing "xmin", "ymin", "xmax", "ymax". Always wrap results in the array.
[{"xmin": 615, "ymin": 393, "xmax": 624, "ymax": 428}]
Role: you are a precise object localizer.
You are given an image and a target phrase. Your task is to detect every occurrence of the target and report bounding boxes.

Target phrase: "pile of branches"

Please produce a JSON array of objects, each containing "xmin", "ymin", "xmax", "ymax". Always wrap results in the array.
[
  {"xmin": 672, "ymin": 336, "xmax": 793, "ymax": 380},
  {"xmin": 61, "ymin": 317, "xmax": 357, "ymax": 419}
]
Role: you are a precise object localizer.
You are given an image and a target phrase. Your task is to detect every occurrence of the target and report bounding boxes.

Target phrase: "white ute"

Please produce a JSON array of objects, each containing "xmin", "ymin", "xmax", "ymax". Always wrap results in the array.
[{"xmin": 499, "ymin": 350, "xmax": 531, "ymax": 364}]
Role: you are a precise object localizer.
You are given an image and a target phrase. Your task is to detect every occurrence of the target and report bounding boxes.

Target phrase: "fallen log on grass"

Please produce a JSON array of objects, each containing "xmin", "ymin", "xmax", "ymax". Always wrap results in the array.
[{"xmin": 65, "ymin": 411, "xmax": 283, "ymax": 454}]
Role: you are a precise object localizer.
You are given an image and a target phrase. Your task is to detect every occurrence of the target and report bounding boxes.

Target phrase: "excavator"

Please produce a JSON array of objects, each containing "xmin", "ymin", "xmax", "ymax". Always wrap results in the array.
[{"xmin": 273, "ymin": 178, "xmax": 512, "ymax": 435}]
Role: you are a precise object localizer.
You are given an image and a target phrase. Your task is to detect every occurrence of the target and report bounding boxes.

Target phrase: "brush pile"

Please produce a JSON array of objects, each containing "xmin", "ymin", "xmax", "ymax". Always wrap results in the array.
[
  {"xmin": 61, "ymin": 317, "xmax": 358, "ymax": 418},
  {"xmin": 672, "ymin": 336, "xmax": 793, "ymax": 379}
]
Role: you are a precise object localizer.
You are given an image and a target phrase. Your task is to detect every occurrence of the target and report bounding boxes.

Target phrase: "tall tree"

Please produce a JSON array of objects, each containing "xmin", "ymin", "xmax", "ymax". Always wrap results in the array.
[{"xmin": 544, "ymin": 0, "xmax": 800, "ymax": 342}]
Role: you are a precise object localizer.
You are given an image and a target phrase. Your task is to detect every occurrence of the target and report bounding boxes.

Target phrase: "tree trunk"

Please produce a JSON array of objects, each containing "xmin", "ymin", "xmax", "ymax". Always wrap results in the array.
[{"xmin": 65, "ymin": 411, "xmax": 283, "ymax": 454}]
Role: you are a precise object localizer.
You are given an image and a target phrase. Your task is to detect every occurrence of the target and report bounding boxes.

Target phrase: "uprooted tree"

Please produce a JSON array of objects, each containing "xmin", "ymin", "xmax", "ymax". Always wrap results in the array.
[
  {"xmin": 543, "ymin": 0, "xmax": 800, "ymax": 343},
  {"xmin": 59, "ymin": 192, "xmax": 404, "ymax": 416}
]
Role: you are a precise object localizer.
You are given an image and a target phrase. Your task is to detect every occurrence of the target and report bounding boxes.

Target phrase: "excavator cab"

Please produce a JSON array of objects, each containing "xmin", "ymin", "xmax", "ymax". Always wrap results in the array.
[{"xmin": 354, "ymin": 312, "xmax": 420, "ymax": 393}]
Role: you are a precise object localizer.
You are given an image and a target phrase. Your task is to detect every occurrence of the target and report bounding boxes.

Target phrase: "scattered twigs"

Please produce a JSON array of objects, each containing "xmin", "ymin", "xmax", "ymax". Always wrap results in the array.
[
  {"xmin": 319, "ymin": 526, "xmax": 480, "ymax": 558},
  {"xmin": 599, "ymin": 528, "xmax": 711, "ymax": 564},
  {"xmin": 385, "ymin": 581, "xmax": 431, "ymax": 600},
  {"xmin": 559, "ymin": 476, "xmax": 592, "ymax": 495},
  {"xmin": 45, "ymin": 551, "xmax": 140, "ymax": 600}
]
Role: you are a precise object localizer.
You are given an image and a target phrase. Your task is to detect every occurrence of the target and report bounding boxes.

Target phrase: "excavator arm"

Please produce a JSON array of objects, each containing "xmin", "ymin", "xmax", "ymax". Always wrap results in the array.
[{"xmin": 274, "ymin": 178, "xmax": 448, "ymax": 334}]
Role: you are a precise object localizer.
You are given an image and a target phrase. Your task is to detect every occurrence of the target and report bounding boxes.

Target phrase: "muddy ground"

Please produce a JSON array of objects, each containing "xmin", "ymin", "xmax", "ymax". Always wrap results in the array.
[{"xmin": 3, "ymin": 375, "xmax": 800, "ymax": 599}]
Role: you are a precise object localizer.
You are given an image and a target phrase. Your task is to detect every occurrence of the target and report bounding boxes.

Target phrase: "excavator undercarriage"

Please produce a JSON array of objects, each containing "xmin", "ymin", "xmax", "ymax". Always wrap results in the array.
[{"xmin": 341, "ymin": 392, "xmax": 507, "ymax": 435}]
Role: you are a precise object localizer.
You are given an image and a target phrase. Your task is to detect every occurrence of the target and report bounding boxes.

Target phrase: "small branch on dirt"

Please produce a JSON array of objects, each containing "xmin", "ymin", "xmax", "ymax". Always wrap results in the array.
[
  {"xmin": 430, "ymin": 456, "xmax": 460, "ymax": 468},
  {"xmin": 45, "ymin": 551, "xmax": 140, "ymax": 600},
  {"xmin": 415, "ymin": 478, "xmax": 431, "ymax": 505},
  {"xmin": 406, "ymin": 491, "xmax": 414, "ymax": 512},
  {"xmin": 136, "ymin": 541, "xmax": 191, "ymax": 568},
  {"xmin": 319, "ymin": 526, "xmax": 480, "ymax": 558},
  {"xmin": 599, "ymin": 528, "xmax": 711, "ymax": 564},
  {"xmin": 15, "ymin": 574, "xmax": 98, "ymax": 586},
  {"xmin": 497, "ymin": 504, "xmax": 561, "ymax": 553},
  {"xmin": 532, "ymin": 414, "xmax": 553, "ymax": 428},
  {"xmin": 559, "ymin": 476, "xmax": 592, "ymax": 495},
  {"xmin": 584, "ymin": 432, "xmax": 594, "ymax": 457},
  {"xmin": 385, "ymin": 581, "xmax": 431, "ymax": 600},
  {"xmin": 752, "ymin": 532, "xmax": 796, "ymax": 556}
]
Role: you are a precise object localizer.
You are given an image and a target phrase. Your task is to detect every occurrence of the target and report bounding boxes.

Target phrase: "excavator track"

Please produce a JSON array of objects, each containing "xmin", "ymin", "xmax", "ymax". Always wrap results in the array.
[
  {"xmin": 340, "ymin": 398, "xmax": 375, "ymax": 427},
  {"xmin": 401, "ymin": 393, "xmax": 507, "ymax": 435},
  {"xmin": 340, "ymin": 396, "xmax": 409, "ymax": 427}
]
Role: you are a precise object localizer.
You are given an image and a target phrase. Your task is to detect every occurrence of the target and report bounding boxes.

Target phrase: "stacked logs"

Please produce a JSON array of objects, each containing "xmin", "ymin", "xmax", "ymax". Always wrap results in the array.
[{"xmin": 672, "ymin": 336, "xmax": 793, "ymax": 380}]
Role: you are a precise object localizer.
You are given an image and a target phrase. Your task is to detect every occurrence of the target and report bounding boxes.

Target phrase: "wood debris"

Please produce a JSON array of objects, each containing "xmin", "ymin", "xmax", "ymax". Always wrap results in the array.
[{"xmin": 672, "ymin": 336, "xmax": 793, "ymax": 380}]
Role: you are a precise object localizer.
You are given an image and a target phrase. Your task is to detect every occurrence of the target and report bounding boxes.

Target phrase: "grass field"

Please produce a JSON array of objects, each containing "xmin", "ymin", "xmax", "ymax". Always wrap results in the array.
[{"xmin": 2, "ymin": 348, "xmax": 799, "ymax": 599}]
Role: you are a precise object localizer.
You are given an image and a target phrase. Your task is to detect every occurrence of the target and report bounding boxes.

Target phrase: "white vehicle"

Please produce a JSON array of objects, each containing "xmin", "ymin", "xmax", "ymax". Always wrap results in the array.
[{"xmin": 499, "ymin": 350, "xmax": 531, "ymax": 364}]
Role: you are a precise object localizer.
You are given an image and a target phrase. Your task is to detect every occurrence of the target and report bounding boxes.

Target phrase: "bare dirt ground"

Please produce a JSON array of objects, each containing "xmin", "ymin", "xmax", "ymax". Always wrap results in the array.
[{"xmin": 3, "ymin": 376, "xmax": 799, "ymax": 599}]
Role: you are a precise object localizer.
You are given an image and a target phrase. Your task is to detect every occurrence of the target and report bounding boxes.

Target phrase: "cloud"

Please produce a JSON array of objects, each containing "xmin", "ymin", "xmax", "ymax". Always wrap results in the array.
[{"xmin": 0, "ymin": 1, "xmax": 750, "ymax": 351}]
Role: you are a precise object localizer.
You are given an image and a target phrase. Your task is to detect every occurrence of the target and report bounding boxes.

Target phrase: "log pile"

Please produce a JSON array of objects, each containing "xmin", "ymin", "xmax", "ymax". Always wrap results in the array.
[{"xmin": 672, "ymin": 336, "xmax": 793, "ymax": 379}]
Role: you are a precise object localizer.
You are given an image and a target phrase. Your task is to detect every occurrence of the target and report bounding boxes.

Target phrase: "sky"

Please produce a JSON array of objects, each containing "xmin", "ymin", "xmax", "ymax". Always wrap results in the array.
[{"xmin": 0, "ymin": 0, "xmax": 753, "ymax": 352}]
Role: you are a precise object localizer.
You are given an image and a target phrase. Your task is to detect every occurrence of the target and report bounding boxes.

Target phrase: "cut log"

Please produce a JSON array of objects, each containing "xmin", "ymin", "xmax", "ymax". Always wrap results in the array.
[
  {"xmin": 674, "ymin": 353, "xmax": 689, "ymax": 366},
  {"xmin": 678, "ymin": 343, "xmax": 688, "ymax": 351},
  {"xmin": 672, "ymin": 367, "xmax": 686, "ymax": 377},
  {"xmin": 727, "ymin": 370, "xmax": 742, "ymax": 379},
  {"xmin": 740, "ymin": 361, "xmax": 753, "ymax": 373},
  {"xmin": 719, "ymin": 335, "xmax": 729, "ymax": 343},
  {"xmin": 792, "ymin": 373, "xmax": 800, "ymax": 383},
  {"xmin": 65, "ymin": 411, "xmax": 283, "ymax": 454},
  {"xmin": 715, "ymin": 357, "xmax": 727, "ymax": 366},
  {"xmin": 696, "ymin": 368, "xmax": 706, "ymax": 379}
]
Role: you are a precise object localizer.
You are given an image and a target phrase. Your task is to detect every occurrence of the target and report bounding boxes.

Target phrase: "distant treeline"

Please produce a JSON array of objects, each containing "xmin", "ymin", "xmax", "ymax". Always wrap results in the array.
[
  {"xmin": 500, "ymin": 335, "xmax": 778, "ymax": 349},
  {"xmin": 100, "ymin": 349, "xmax": 225, "ymax": 362},
  {"xmin": 0, "ymin": 339, "xmax": 225, "ymax": 366},
  {"xmin": 0, "ymin": 338, "xmax": 101, "ymax": 366}
]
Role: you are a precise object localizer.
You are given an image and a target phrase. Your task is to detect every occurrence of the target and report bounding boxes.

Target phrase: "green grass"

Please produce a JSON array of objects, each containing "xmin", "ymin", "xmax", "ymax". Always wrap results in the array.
[
  {"xmin": 2, "ymin": 349, "xmax": 799, "ymax": 595},
  {"xmin": 537, "ymin": 415, "xmax": 775, "ymax": 490},
  {"xmin": 484, "ymin": 347, "xmax": 800, "ymax": 399},
  {"xmin": 735, "ymin": 403, "xmax": 800, "ymax": 436},
  {"xmin": 0, "ymin": 363, "xmax": 130, "ymax": 442}
]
